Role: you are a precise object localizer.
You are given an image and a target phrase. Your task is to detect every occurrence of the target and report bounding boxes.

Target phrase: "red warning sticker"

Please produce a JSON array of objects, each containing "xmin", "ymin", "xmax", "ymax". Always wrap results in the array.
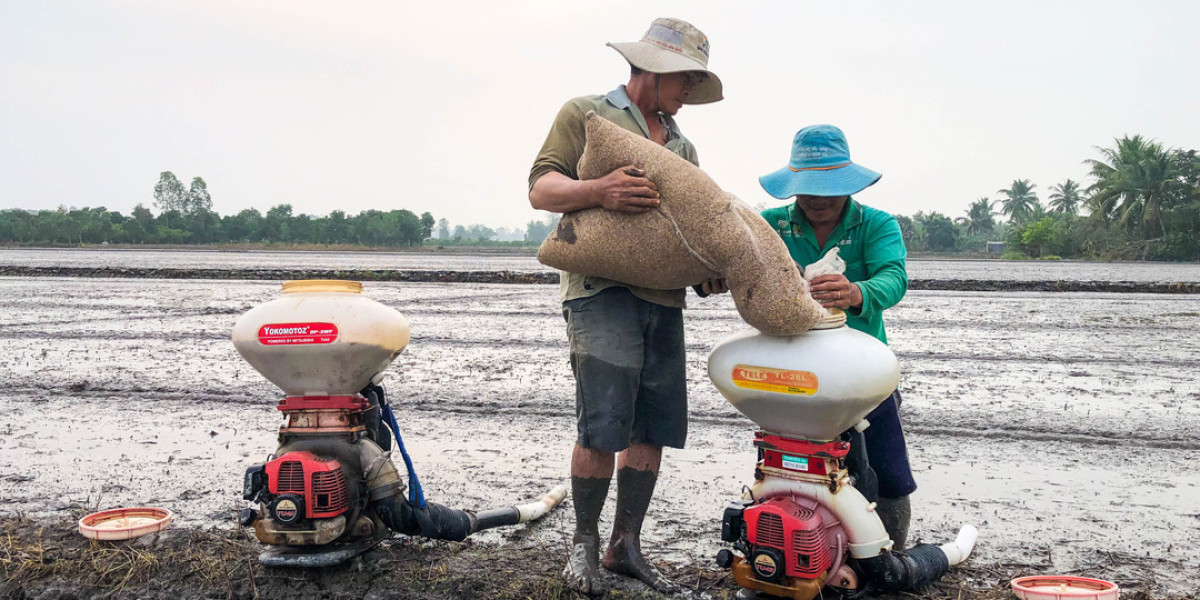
[{"xmin": 258, "ymin": 322, "xmax": 339, "ymax": 345}]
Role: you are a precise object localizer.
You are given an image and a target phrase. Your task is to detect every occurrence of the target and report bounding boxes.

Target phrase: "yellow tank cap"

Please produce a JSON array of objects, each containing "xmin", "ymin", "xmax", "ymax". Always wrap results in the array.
[
  {"xmin": 811, "ymin": 308, "xmax": 848, "ymax": 330},
  {"xmin": 281, "ymin": 280, "xmax": 363, "ymax": 294}
]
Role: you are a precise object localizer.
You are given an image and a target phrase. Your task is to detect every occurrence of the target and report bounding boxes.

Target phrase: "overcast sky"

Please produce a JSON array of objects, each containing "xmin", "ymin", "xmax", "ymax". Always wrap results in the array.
[{"xmin": 3, "ymin": 1, "xmax": 1198, "ymax": 231}]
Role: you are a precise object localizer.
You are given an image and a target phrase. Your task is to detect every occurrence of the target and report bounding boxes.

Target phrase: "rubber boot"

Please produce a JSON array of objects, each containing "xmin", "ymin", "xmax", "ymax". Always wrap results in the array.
[
  {"xmin": 876, "ymin": 495, "xmax": 912, "ymax": 550},
  {"xmin": 601, "ymin": 467, "xmax": 679, "ymax": 593},
  {"xmin": 563, "ymin": 476, "xmax": 609, "ymax": 596}
]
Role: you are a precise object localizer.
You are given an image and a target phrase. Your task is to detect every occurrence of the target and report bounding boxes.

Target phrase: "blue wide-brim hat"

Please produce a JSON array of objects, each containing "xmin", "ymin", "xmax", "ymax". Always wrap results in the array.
[{"xmin": 758, "ymin": 124, "xmax": 882, "ymax": 199}]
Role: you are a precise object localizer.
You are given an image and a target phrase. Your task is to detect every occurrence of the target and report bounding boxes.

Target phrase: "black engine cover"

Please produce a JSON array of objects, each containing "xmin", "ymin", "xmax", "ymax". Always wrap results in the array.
[{"xmin": 269, "ymin": 493, "xmax": 306, "ymax": 526}]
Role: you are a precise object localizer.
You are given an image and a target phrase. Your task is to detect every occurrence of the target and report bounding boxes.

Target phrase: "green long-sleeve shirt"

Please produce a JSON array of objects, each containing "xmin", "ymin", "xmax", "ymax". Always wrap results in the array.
[{"xmin": 760, "ymin": 199, "xmax": 907, "ymax": 344}]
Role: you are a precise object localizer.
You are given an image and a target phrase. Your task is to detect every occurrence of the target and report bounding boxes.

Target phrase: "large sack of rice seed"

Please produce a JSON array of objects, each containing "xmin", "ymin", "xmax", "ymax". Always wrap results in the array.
[{"xmin": 537, "ymin": 112, "xmax": 823, "ymax": 336}]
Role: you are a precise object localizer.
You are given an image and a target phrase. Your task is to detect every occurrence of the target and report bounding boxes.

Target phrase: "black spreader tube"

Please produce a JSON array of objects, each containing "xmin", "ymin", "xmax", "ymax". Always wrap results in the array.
[
  {"xmin": 856, "ymin": 544, "xmax": 951, "ymax": 593},
  {"xmin": 375, "ymin": 496, "xmax": 529, "ymax": 542},
  {"xmin": 472, "ymin": 507, "xmax": 522, "ymax": 532},
  {"xmin": 375, "ymin": 496, "xmax": 474, "ymax": 542}
]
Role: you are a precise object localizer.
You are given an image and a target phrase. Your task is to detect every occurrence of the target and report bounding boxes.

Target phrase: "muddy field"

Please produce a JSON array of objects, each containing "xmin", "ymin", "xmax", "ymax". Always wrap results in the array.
[
  {"xmin": 1, "ymin": 264, "xmax": 1199, "ymax": 599},
  {"xmin": 6, "ymin": 247, "xmax": 1200, "ymax": 283}
]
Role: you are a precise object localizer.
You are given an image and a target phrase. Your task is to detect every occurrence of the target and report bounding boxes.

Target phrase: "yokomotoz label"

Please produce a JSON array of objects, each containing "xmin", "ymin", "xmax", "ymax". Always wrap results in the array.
[{"xmin": 258, "ymin": 322, "xmax": 339, "ymax": 345}]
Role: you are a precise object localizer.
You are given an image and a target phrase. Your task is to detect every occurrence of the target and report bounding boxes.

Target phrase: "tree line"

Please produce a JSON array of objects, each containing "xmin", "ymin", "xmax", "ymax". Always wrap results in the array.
[
  {"xmin": 2, "ymin": 135, "xmax": 1197, "ymax": 260},
  {"xmin": 894, "ymin": 136, "xmax": 1199, "ymax": 261},
  {"xmin": 0, "ymin": 171, "xmax": 558, "ymax": 248}
]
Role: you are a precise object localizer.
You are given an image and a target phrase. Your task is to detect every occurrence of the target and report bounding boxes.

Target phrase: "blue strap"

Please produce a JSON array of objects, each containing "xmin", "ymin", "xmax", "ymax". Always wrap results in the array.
[{"xmin": 381, "ymin": 403, "xmax": 426, "ymax": 508}]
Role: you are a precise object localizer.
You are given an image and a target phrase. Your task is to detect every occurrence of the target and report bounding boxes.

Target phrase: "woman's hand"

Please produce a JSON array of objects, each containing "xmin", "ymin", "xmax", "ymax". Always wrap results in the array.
[{"xmin": 808, "ymin": 274, "xmax": 861, "ymax": 309}]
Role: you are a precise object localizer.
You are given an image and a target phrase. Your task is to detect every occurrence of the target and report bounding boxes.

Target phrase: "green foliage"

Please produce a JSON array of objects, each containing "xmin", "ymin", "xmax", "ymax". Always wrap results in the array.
[
  {"xmin": 463, "ymin": 224, "xmax": 495, "ymax": 242},
  {"xmin": 524, "ymin": 214, "xmax": 560, "ymax": 243},
  {"xmin": 893, "ymin": 214, "xmax": 916, "ymax": 249},
  {"xmin": 1048, "ymin": 179, "xmax": 1083, "ymax": 215},
  {"xmin": 3, "ymin": 155, "xmax": 1195, "ymax": 258},
  {"xmin": 997, "ymin": 179, "xmax": 1042, "ymax": 225},
  {"xmin": 886, "ymin": 136, "xmax": 1198, "ymax": 260},
  {"xmin": 184, "ymin": 177, "xmax": 212, "ymax": 214},
  {"xmin": 262, "ymin": 204, "xmax": 294, "ymax": 242},
  {"xmin": 0, "ymin": 204, "xmax": 510, "ymax": 249},
  {"xmin": 1016, "ymin": 217, "xmax": 1062, "ymax": 258},
  {"xmin": 961, "ymin": 197, "xmax": 996, "ymax": 235},
  {"xmin": 1156, "ymin": 231, "xmax": 1200, "ymax": 261},
  {"xmin": 223, "ymin": 208, "xmax": 263, "ymax": 243},
  {"xmin": 1086, "ymin": 136, "xmax": 1173, "ymax": 238},
  {"xmin": 915, "ymin": 211, "xmax": 959, "ymax": 251},
  {"xmin": 419, "ymin": 212, "xmax": 435, "ymax": 240},
  {"xmin": 1084, "ymin": 139, "xmax": 1199, "ymax": 258},
  {"xmin": 152, "ymin": 172, "xmax": 187, "ymax": 216}
]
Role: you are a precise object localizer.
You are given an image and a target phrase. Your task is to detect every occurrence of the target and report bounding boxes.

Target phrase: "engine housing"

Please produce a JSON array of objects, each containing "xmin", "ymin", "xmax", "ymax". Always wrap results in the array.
[{"xmin": 744, "ymin": 496, "xmax": 833, "ymax": 580}]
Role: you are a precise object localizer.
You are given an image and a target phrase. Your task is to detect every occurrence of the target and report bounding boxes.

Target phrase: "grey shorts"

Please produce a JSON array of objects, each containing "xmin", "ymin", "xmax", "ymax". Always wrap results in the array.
[{"xmin": 562, "ymin": 287, "xmax": 687, "ymax": 452}]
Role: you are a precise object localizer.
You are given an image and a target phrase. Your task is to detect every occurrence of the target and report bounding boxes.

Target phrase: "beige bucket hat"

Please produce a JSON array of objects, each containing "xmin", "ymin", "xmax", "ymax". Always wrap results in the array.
[{"xmin": 607, "ymin": 18, "xmax": 724, "ymax": 105}]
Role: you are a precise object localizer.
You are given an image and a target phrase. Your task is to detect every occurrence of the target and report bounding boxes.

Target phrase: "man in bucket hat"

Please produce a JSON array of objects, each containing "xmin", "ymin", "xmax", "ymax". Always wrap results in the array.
[
  {"xmin": 759, "ymin": 125, "xmax": 917, "ymax": 549},
  {"xmin": 528, "ymin": 17, "xmax": 725, "ymax": 595}
]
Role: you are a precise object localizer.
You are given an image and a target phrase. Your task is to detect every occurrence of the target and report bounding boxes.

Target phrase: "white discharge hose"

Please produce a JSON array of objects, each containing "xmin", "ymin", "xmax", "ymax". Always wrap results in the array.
[
  {"xmin": 516, "ymin": 485, "xmax": 569, "ymax": 523},
  {"xmin": 939, "ymin": 524, "xmax": 979, "ymax": 565},
  {"xmin": 468, "ymin": 483, "xmax": 569, "ymax": 534}
]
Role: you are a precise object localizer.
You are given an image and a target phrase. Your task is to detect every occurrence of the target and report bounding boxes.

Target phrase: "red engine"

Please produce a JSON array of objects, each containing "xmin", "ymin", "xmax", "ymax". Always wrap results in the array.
[
  {"xmin": 744, "ymin": 496, "xmax": 833, "ymax": 581},
  {"xmin": 718, "ymin": 434, "xmax": 858, "ymax": 600},
  {"xmin": 263, "ymin": 451, "xmax": 350, "ymax": 522}
]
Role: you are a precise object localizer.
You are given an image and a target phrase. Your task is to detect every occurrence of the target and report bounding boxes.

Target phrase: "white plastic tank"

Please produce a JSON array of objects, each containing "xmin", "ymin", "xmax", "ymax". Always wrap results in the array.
[
  {"xmin": 232, "ymin": 280, "xmax": 411, "ymax": 397},
  {"xmin": 707, "ymin": 311, "xmax": 899, "ymax": 441}
]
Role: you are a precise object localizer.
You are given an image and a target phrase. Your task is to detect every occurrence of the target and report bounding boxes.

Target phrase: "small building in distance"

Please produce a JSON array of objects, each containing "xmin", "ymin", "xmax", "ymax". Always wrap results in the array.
[{"xmin": 986, "ymin": 241, "xmax": 1006, "ymax": 255}]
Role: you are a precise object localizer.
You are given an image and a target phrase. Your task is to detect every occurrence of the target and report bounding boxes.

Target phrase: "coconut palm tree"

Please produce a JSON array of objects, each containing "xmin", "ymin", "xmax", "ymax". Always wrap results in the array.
[
  {"xmin": 997, "ymin": 179, "xmax": 1041, "ymax": 224},
  {"xmin": 1085, "ymin": 135, "xmax": 1180, "ymax": 240},
  {"xmin": 1047, "ymin": 179, "xmax": 1083, "ymax": 215},
  {"xmin": 960, "ymin": 197, "xmax": 997, "ymax": 236}
]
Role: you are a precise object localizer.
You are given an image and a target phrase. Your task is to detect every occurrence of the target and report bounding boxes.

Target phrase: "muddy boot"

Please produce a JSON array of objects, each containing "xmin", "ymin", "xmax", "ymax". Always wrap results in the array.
[
  {"xmin": 876, "ymin": 495, "xmax": 911, "ymax": 550},
  {"xmin": 563, "ymin": 476, "xmax": 609, "ymax": 596},
  {"xmin": 601, "ymin": 467, "xmax": 679, "ymax": 594}
]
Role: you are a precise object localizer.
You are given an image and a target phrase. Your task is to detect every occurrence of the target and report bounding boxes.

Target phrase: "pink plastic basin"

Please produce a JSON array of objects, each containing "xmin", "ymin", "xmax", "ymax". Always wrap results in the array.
[
  {"xmin": 1011, "ymin": 575, "xmax": 1119, "ymax": 600},
  {"xmin": 78, "ymin": 507, "xmax": 173, "ymax": 541}
]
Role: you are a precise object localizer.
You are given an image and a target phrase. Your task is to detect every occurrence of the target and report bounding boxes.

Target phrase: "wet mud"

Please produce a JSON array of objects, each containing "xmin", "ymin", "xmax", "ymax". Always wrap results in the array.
[
  {"xmin": 2, "ymin": 265, "xmax": 1199, "ymax": 294},
  {"xmin": 1, "ymin": 270, "xmax": 1198, "ymax": 599}
]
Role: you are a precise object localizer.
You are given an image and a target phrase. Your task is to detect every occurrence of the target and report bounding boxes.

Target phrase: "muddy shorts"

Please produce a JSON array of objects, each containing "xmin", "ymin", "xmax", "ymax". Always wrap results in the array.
[
  {"xmin": 562, "ymin": 287, "xmax": 687, "ymax": 453},
  {"xmin": 863, "ymin": 390, "xmax": 917, "ymax": 498}
]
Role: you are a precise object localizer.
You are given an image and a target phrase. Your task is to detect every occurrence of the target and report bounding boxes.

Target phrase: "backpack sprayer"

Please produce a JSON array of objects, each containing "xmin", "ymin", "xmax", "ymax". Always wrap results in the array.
[{"xmin": 232, "ymin": 280, "xmax": 565, "ymax": 567}]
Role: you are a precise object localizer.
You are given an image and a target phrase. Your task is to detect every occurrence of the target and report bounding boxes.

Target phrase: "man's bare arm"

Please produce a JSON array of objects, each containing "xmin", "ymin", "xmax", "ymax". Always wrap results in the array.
[{"xmin": 529, "ymin": 167, "xmax": 662, "ymax": 214}]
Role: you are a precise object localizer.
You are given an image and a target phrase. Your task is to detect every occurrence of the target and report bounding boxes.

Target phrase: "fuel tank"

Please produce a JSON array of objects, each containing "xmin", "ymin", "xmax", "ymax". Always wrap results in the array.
[
  {"xmin": 232, "ymin": 280, "xmax": 410, "ymax": 397},
  {"xmin": 707, "ymin": 310, "xmax": 899, "ymax": 441}
]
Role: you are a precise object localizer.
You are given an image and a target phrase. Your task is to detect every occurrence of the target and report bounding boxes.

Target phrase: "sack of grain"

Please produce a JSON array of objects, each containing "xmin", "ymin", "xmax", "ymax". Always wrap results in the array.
[{"xmin": 537, "ymin": 112, "xmax": 823, "ymax": 336}]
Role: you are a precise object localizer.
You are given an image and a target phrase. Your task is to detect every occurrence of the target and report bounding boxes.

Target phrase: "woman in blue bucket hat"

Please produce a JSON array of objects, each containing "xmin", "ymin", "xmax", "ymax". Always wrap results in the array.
[{"xmin": 759, "ymin": 124, "xmax": 917, "ymax": 549}]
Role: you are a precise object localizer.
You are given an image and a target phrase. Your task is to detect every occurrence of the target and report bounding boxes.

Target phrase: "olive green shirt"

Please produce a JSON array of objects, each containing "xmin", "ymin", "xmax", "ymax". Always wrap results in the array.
[{"xmin": 529, "ymin": 86, "xmax": 699, "ymax": 308}]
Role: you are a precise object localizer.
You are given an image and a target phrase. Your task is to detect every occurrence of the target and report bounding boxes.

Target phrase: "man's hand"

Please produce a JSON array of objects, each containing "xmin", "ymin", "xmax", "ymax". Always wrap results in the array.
[
  {"xmin": 700, "ymin": 278, "xmax": 729, "ymax": 296},
  {"xmin": 589, "ymin": 166, "xmax": 661, "ymax": 213},
  {"xmin": 809, "ymin": 274, "xmax": 861, "ymax": 309}
]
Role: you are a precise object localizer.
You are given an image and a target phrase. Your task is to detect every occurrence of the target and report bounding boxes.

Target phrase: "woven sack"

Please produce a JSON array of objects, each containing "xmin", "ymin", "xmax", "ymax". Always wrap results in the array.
[{"xmin": 537, "ymin": 112, "xmax": 822, "ymax": 335}]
